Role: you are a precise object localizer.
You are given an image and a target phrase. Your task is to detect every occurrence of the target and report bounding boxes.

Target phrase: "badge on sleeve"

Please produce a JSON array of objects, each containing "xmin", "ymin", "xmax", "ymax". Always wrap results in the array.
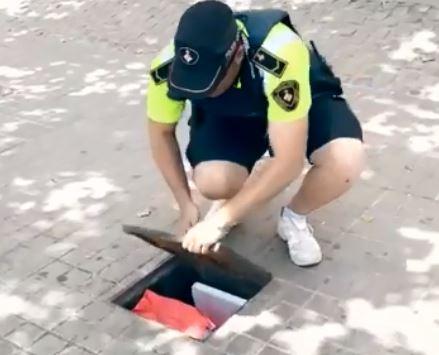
[
  {"xmin": 252, "ymin": 48, "xmax": 287, "ymax": 78},
  {"xmin": 272, "ymin": 80, "xmax": 300, "ymax": 111}
]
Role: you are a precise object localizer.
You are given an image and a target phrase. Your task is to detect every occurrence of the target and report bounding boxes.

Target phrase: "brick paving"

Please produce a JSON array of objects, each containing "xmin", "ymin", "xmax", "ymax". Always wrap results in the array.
[{"xmin": 1, "ymin": 0, "xmax": 439, "ymax": 354}]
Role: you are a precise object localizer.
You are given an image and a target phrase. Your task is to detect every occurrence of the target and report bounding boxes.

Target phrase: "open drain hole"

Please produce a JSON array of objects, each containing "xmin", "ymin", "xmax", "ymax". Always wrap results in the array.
[
  {"xmin": 113, "ymin": 257, "xmax": 200, "ymax": 310},
  {"xmin": 112, "ymin": 225, "xmax": 272, "ymax": 340}
]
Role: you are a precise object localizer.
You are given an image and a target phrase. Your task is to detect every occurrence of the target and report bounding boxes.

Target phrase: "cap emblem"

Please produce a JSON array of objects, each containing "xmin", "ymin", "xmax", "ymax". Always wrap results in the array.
[{"xmin": 180, "ymin": 47, "xmax": 199, "ymax": 65}]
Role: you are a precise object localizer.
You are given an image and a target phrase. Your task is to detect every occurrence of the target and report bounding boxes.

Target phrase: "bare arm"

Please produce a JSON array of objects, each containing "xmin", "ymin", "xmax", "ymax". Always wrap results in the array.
[
  {"xmin": 217, "ymin": 118, "xmax": 308, "ymax": 226},
  {"xmin": 148, "ymin": 119, "xmax": 192, "ymax": 208}
]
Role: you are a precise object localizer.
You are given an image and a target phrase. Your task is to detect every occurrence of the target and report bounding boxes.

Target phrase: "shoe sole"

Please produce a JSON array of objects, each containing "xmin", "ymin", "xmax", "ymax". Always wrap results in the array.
[{"xmin": 294, "ymin": 259, "xmax": 323, "ymax": 268}]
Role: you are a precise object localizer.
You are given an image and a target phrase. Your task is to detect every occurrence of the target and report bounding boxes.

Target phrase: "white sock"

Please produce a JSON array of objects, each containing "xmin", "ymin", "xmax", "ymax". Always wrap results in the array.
[{"xmin": 282, "ymin": 207, "xmax": 307, "ymax": 227}]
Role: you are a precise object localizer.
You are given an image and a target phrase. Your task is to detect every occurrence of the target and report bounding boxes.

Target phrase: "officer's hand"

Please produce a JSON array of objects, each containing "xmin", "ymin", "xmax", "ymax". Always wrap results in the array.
[
  {"xmin": 182, "ymin": 217, "xmax": 229, "ymax": 254},
  {"xmin": 177, "ymin": 201, "xmax": 200, "ymax": 237}
]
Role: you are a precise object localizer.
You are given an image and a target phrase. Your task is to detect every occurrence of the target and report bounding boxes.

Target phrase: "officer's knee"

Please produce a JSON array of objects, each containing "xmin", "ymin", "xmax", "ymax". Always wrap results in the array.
[
  {"xmin": 313, "ymin": 138, "xmax": 365, "ymax": 185},
  {"xmin": 193, "ymin": 162, "xmax": 248, "ymax": 200}
]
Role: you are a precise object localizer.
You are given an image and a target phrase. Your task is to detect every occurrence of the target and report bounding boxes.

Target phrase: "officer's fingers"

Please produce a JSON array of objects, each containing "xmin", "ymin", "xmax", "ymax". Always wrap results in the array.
[
  {"xmin": 182, "ymin": 236, "xmax": 189, "ymax": 249},
  {"xmin": 191, "ymin": 240, "xmax": 202, "ymax": 254},
  {"xmin": 186, "ymin": 238, "xmax": 197, "ymax": 253},
  {"xmin": 182, "ymin": 235, "xmax": 193, "ymax": 250},
  {"xmin": 195, "ymin": 243, "xmax": 204, "ymax": 254},
  {"xmin": 212, "ymin": 242, "xmax": 221, "ymax": 253},
  {"xmin": 201, "ymin": 244, "xmax": 210, "ymax": 255},
  {"xmin": 192, "ymin": 244, "xmax": 201, "ymax": 254}
]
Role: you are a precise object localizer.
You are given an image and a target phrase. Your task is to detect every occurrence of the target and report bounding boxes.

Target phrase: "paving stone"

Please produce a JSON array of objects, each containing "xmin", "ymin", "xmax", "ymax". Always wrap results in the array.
[
  {"xmin": 53, "ymin": 317, "xmax": 113, "ymax": 353},
  {"xmin": 61, "ymin": 248, "xmax": 100, "ymax": 268},
  {"xmin": 64, "ymin": 238, "xmax": 108, "ymax": 258},
  {"xmin": 0, "ymin": 339, "xmax": 23, "ymax": 355},
  {"xmin": 325, "ymin": 233, "xmax": 404, "ymax": 275},
  {"xmin": 10, "ymin": 225, "xmax": 44, "ymax": 243},
  {"xmin": 318, "ymin": 343, "xmax": 359, "ymax": 355},
  {"xmin": 260, "ymin": 247, "xmax": 330, "ymax": 291},
  {"xmin": 269, "ymin": 308, "xmax": 347, "ymax": 354},
  {"xmin": 241, "ymin": 300, "xmax": 298, "ymax": 342},
  {"xmin": 53, "ymin": 319, "xmax": 94, "ymax": 343},
  {"xmin": 286, "ymin": 307, "xmax": 331, "ymax": 330},
  {"xmin": 27, "ymin": 219, "xmax": 56, "ymax": 237},
  {"xmin": 260, "ymin": 278, "xmax": 315, "ymax": 307},
  {"xmin": 4, "ymin": 322, "xmax": 46, "ymax": 349},
  {"xmin": 79, "ymin": 276, "xmax": 116, "ymax": 298},
  {"xmin": 0, "ymin": 315, "xmax": 25, "ymax": 337},
  {"xmin": 23, "ymin": 307, "xmax": 73, "ymax": 332},
  {"xmin": 225, "ymin": 333, "xmax": 265, "ymax": 355},
  {"xmin": 98, "ymin": 249, "xmax": 157, "ymax": 283},
  {"xmin": 257, "ymin": 345, "xmax": 289, "ymax": 355},
  {"xmin": 45, "ymin": 221, "xmax": 83, "ymax": 240},
  {"xmin": 29, "ymin": 332, "xmax": 69, "ymax": 355},
  {"xmin": 100, "ymin": 338, "xmax": 143, "ymax": 355},
  {"xmin": 204, "ymin": 328, "xmax": 237, "ymax": 351},
  {"xmin": 1, "ymin": 245, "xmax": 54, "ymax": 279},
  {"xmin": 43, "ymin": 240, "xmax": 78, "ymax": 258},
  {"xmin": 95, "ymin": 241, "xmax": 132, "ymax": 262},
  {"xmin": 58, "ymin": 268, "xmax": 93, "ymax": 289},
  {"xmin": 120, "ymin": 316, "xmax": 164, "ymax": 341},
  {"xmin": 58, "ymin": 345, "xmax": 95, "ymax": 355},
  {"xmin": 78, "ymin": 252, "xmax": 114, "ymax": 274},
  {"xmin": 314, "ymin": 264, "xmax": 372, "ymax": 299},
  {"xmin": 21, "ymin": 235, "xmax": 57, "ymax": 251},
  {"xmin": 98, "ymin": 307, "xmax": 136, "ymax": 337},
  {"xmin": 0, "ymin": 239, "xmax": 21, "ymax": 260},
  {"xmin": 75, "ymin": 330, "xmax": 113, "ymax": 354},
  {"xmin": 79, "ymin": 301, "xmax": 116, "ymax": 323},
  {"xmin": 305, "ymin": 293, "xmax": 347, "ymax": 322},
  {"xmin": 43, "ymin": 289, "xmax": 92, "ymax": 312},
  {"xmin": 336, "ymin": 327, "xmax": 396, "ymax": 354},
  {"xmin": 123, "ymin": 253, "xmax": 168, "ymax": 282},
  {"xmin": 31, "ymin": 260, "xmax": 73, "ymax": 285},
  {"xmin": 153, "ymin": 335, "xmax": 208, "ymax": 355},
  {"xmin": 0, "ymin": 217, "xmax": 23, "ymax": 238}
]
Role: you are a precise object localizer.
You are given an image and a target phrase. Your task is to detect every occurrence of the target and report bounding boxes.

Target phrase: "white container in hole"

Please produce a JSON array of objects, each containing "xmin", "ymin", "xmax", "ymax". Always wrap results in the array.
[{"xmin": 191, "ymin": 282, "xmax": 247, "ymax": 327}]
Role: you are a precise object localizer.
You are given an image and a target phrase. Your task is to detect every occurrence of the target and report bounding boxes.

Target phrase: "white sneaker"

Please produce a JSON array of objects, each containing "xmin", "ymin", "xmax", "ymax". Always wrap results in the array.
[{"xmin": 277, "ymin": 207, "xmax": 322, "ymax": 266}]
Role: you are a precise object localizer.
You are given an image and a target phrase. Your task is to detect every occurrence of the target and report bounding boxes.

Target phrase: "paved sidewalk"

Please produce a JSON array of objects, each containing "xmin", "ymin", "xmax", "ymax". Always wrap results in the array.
[{"xmin": 1, "ymin": 0, "xmax": 439, "ymax": 354}]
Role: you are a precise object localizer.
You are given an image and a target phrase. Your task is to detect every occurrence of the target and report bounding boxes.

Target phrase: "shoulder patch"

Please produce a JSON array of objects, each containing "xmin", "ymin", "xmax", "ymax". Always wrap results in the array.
[
  {"xmin": 150, "ymin": 59, "xmax": 172, "ymax": 85},
  {"xmin": 272, "ymin": 80, "xmax": 300, "ymax": 111},
  {"xmin": 252, "ymin": 48, "xmax": 287, "ymax": 78}
]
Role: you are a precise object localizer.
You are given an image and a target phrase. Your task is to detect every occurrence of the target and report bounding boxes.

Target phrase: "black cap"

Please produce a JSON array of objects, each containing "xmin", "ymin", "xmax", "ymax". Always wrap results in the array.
[{"xmin": 169, "ymin": 1, "xmax": 238, "ymax": 99}]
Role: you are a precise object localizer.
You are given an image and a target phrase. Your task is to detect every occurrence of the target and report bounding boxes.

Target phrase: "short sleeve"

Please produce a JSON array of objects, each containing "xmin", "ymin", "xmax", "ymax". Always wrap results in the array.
[
  {"xmin": 147, "ymin": 43, "xmax": 185, "ymax": 124},
  {"xmin": 262, "ymin": 24, "xmax": 311, "ymax": 122}
]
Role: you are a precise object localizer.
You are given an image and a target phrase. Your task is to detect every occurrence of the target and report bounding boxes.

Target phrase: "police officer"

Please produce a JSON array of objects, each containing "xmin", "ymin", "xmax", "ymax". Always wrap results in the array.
[{"xmin": 147, "ymin": 1, "xmax": 364, "ymax": 266}]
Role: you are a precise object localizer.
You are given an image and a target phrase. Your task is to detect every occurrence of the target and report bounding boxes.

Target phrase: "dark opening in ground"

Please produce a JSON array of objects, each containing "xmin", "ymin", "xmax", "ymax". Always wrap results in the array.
[
  {"xmin": 112, "ymin": 254, "xmax": 271, "ymax": 339},
  {"xmin": 113, "ymin": 257, "xmax": 202, "ymax": 309},
  {"xmin": 112, "ymin": 225, "xmax": 272, "ymax": 340},
  {"xmin": 113, "ymin": 254, "xmax": 269, "ymax": 309}
]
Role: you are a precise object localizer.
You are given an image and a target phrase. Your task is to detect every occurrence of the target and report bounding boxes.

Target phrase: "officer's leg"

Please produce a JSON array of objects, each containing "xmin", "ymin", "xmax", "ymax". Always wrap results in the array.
[
  {"xmin": 186, "ymin": 113, "xmax": 267, "ymax": 201},
  {"xmin": 287, "ymin": 95, "xmax": 365, "ymax": 214},
  {"xmin": 193, "ymin": 161, "xmax": 248, "ymax": 200},
  {"xmin": 277, "ymin": 95, "xmax": 364, "ymax": 266},
  {"xmin": 288, "ymin": 138, "xmax": 364, "ymax": 214}
]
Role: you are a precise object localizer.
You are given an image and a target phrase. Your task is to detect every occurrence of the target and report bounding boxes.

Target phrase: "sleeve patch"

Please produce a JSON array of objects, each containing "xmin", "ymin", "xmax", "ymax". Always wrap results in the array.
[
  {"xmin": 150, "ymin": 59, "xmax": 172, "ymax": 85},
  {"xmin": 272, "ymin": 80, "xmax": 300, "ymax": 111},
  {"xmin": 252, "ymin": 48, "xmax": 287, "ymax": 78}
]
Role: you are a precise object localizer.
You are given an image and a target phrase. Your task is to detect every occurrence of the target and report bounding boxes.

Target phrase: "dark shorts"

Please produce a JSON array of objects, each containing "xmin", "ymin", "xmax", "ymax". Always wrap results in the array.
[{"xmin": 186, "ymin": 42, "xmax": 363, "ymax": 172}]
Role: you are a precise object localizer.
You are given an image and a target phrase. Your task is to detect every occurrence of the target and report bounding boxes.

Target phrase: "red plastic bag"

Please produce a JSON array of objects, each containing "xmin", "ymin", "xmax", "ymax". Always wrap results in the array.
[{"xmin": 133, "ymin": 290, "xmax": 216, "ymax": 339}]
